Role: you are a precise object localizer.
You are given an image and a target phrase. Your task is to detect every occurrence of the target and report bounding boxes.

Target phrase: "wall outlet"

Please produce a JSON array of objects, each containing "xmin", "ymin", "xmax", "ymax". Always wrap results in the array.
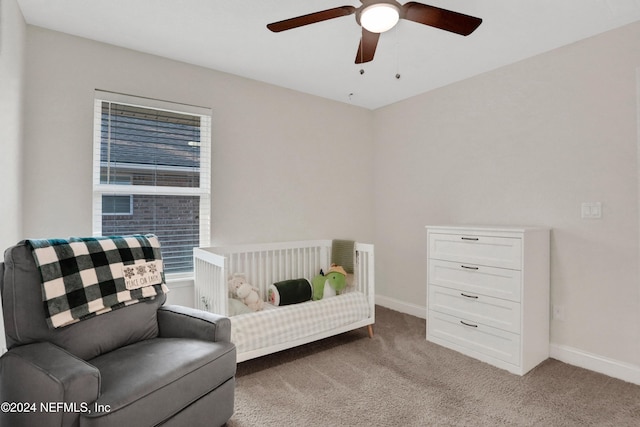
[{"xmin": 552, "ymin": 305, "xmax": 565, "ymax": 321}]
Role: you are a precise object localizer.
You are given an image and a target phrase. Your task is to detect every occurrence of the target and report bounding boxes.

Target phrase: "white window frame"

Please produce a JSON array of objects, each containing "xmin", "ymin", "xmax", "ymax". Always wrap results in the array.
[{"xmin": 92, "ymin": 90, "xmax": 211, "ymax": 279}]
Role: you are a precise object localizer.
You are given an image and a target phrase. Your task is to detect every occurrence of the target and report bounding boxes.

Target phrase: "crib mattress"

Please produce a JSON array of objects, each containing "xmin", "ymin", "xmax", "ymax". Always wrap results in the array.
[{"xmin": 230, "ymin": 291, "xmax": 370, "ymax": 354}]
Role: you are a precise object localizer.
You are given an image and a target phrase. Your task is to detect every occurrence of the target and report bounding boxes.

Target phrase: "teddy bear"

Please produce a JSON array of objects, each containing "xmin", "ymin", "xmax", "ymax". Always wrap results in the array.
[
  {"xmin": 227, "ymin": 273, "xmax": 248, "ymax": 298},
  {"xmin": 227, "ymin": 273, "xmax": 264, "ymax": 311},
  {"xmin": 236, "ymin": 282, "xmax": 264, "ymax": 311}
]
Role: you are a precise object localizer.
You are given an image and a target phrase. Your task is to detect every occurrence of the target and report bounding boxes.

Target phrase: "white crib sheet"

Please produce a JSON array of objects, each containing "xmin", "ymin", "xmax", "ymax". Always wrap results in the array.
[{"xmin": 230, "ymin": 291, "xmax": 370, "ymax": 354}]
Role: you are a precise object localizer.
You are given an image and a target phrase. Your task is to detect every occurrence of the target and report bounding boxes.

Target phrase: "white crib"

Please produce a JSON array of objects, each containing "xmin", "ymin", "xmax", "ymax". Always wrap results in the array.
[{"xmin": 193, "ymin": 240, "xmax": 375, "ymax": 362}]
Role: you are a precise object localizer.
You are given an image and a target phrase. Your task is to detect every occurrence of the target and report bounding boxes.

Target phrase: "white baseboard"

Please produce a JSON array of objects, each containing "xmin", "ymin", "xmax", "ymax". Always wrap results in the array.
[
  {"xmin": 375, "ymin": 295, "xmax": 640, "ymax": 386},
  {"xmin": 375, "ymin": 294, "xmax": 426, "ymax": 319},
  {"xmin": 550, "ymin": 343, "xmax": 640, "ymax": 386}
]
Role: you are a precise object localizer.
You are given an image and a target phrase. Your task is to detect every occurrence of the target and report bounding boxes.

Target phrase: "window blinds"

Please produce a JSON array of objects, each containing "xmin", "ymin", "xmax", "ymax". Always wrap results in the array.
[{"xmin": 93, "ymin": 90, "xmax": 211, "ymax": 275}]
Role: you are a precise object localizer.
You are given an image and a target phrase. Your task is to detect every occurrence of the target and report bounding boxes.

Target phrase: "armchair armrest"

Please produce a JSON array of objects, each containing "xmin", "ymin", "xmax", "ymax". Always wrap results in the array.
[
  {"xmin": 0, "ymin": 342, "xmax": 100, "ymax": 427},
  {"xmin": 157, "ymin": 305, "xmax": 231, "ymax": 343}
]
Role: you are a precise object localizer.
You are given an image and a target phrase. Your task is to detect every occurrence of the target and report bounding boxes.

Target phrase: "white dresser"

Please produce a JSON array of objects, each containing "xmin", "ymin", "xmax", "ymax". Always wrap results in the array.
[{"xmin": 426, "ymin": 225, "xmax": 550, "ymax": 375}]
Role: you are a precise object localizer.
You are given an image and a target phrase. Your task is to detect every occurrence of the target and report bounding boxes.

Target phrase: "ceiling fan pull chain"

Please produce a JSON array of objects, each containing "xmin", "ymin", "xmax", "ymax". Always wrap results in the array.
[
  {"xmin": 359, "ymin": 36, "xmax": 365, "ymax": 75},
  {"xmin": 395, "ymin": 24, "xmax": 401, "ymax": 79}
]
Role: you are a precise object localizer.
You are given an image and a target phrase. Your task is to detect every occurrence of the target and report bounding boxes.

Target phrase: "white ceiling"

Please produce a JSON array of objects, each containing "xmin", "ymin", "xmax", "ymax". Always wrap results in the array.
[{"xmin": 16, "ymin": 0, "xmax": 640, "ymax": 109}]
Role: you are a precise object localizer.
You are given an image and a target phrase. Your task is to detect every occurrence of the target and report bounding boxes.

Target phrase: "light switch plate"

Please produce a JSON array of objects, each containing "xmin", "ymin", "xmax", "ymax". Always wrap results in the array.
[{"xmin": 581, "ymin": 202, "xmax": 602, "ymax": 219}]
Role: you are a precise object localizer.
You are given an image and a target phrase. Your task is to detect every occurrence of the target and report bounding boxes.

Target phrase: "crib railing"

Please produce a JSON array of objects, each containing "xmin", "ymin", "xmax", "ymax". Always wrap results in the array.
[
  {"xmin": 193, "ymin": 240, "xmax": 374, "ymax": 316},
  {"xmin": 193, "ymin": 248, "xmax": 227, "ymax": 315}
]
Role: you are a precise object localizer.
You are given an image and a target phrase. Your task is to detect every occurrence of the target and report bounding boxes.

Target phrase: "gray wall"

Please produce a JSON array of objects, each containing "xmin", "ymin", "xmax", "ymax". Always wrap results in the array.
[
  {"xmin": 373, "ymin": 21, "xmax": 640, "ymax": 368},
  {"xmin": 0, "ymin": 0, "xmax": 26, "ymax": 353},
  {"xmin": 0, "ymin": 0, "xmax": 25, "ymax": 250}
]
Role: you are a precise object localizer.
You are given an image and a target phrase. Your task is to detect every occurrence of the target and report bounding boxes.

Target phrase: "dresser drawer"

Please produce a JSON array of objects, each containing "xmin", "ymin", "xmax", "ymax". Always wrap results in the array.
[
  {"xmin": 428, "ymin": 285, "xmax": 521, "ymax": 333},
  {"xmin": 428, "ymin": 259, "xmax": 522, "ymax": 302},
  {"xmin": 429, "ymin": 232, "xmax": 522, "ymax": 270},
  {"xmin": 428, "ymin": 311, "xmax": 521, "ymax": 366}
]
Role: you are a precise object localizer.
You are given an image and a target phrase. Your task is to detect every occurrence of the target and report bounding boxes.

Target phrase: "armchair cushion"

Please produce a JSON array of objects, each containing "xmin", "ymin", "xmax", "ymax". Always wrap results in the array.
[{"xmin": 83, "ymin": 338, "xmax": 236, "ymax": 427}]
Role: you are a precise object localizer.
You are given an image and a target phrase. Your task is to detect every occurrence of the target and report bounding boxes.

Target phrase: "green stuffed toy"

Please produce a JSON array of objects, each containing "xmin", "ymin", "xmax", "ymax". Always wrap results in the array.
[{"xmin": 312, "ymin": 264, "xmax": 347, "ymax": 300}]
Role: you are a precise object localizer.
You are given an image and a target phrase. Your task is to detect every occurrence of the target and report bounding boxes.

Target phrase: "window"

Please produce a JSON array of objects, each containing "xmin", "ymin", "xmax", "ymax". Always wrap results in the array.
[
  {"xmin": 93, "ymin": 90, "xmax": 211, "ymax": 276},
  {"xmin": 102, "ymin": 175, "xmax": 133, "ymax": 215},
  {"xmin": 102, "ymin": 195, "xmax": 133, "ymax": 215}
]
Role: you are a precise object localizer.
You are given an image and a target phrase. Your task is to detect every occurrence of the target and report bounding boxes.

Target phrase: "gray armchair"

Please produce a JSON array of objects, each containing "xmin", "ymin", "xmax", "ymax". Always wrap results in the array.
[{"xmin": 0, "ymin": 241, "xmax": 236, "ymax": 427}]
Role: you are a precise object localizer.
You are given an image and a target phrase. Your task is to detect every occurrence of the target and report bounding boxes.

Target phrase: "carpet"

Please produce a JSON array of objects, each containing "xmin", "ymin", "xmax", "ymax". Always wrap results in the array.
[{"xmin": 227, "ymin": 306, "xmax": 640, "ymax": 426}]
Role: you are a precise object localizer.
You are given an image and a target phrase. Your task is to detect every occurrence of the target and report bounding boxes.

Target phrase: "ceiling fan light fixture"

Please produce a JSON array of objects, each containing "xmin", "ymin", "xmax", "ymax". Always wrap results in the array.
[{"xmin": 360, "ymin": 3, "xmax": 400, "ymax": 33}]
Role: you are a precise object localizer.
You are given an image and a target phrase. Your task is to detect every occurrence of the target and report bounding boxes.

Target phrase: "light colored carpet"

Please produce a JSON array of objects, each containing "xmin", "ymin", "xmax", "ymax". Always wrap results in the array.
[{"xmin": 227, "ymin": 306, "xmax": 640, "ymax": 426}]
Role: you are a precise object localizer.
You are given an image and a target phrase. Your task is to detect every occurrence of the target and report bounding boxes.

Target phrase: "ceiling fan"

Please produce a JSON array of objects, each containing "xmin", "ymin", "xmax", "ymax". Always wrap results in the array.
[{"xmin": 267, "ymin": 0, "xmax": 482, "ymax": 64}]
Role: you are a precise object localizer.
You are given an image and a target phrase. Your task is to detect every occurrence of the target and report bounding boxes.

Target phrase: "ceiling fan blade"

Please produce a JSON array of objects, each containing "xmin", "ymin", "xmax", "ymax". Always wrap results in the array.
[
  {"xmin": 355, "ymin": 28, "xmax": 380, "ymax": 64},
  {"xmin": 267, "ymin": 6, "xmax": 356, "ymax": 32},
  {"xmin": 401, "ymin": 2, "xmax": 482, "ymax": 36}
]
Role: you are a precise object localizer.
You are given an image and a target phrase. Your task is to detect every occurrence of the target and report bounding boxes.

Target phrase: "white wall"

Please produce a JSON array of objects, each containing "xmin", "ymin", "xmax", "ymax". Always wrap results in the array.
[
  {"xmin": 0, "ymin": 0, "xmax": 26, "ymax": 353},
  {"xmin": 373, "ymin": 21, "xmax": 640, "ymax": 372},
  {"xmin": 22, "ymin": 27, "xmax": 375, "ymax": 250},
  {"xmin": 0, "ymin": 0, "xmax": 25, "ymax": 250}
]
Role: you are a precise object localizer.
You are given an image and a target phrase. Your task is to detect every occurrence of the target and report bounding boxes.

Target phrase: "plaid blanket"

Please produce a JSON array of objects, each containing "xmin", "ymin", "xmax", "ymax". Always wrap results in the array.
[{"xmin": 28, "ymin": 234, "xmax": 169, "ymax": 329}]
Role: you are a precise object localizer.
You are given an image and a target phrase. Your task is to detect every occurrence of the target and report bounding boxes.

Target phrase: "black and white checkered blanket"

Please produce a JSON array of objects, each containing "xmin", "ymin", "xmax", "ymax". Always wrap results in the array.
[{"xmin": 28, "ymin": 234, "xmax": 169, "ymax": 329}]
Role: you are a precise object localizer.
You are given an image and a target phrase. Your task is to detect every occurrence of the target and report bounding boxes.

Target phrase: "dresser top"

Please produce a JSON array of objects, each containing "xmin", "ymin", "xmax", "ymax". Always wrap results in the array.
[{"xmin": 426, "ymin": 225, "xmax": 549, "ymax": 233}]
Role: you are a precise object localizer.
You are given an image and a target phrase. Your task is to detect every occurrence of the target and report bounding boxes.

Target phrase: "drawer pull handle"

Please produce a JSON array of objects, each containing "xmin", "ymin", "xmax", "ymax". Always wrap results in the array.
[
  {"xmin": 460, "ymin": 321, "xmax": 478, "ymax": 328},
  {"xmin": 460, "ymin": 265, "xmax": 479, "ymax": 270},
  {"xmin": 461, "ymin": 237, "xmax": 479, "ymax": 241},
  {"xmin": 461, "ymin": 293, "xmax": 478, "ymax": 299}
]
